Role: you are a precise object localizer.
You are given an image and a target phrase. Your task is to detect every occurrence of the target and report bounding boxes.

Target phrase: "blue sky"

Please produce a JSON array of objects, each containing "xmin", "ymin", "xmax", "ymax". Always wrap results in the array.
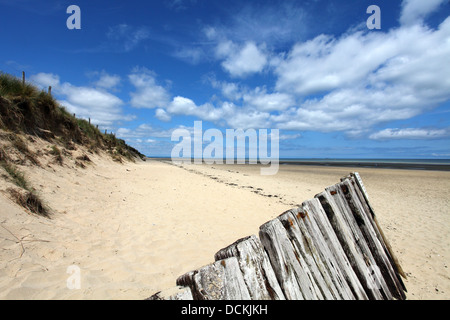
[{"xmin": 1, "ymin": 0, "xmax": 449, "ymax": 158}]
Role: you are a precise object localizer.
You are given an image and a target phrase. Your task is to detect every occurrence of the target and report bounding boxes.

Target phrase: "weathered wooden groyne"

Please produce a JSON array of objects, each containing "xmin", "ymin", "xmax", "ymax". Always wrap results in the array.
[{"xmin": 149, "ymin": 172, "xmax": 407, "ymax": 300}]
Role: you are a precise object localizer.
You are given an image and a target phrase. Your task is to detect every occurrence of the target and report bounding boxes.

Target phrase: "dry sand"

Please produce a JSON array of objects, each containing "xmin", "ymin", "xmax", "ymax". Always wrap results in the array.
[{"xmin": 0, "ymin": 154, "xmax": 449, "ymax": 300}]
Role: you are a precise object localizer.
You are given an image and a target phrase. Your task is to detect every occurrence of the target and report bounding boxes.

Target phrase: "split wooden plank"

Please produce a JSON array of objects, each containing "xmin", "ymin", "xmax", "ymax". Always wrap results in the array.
[
  {"xmin": 317, "ymin": 185, "xmax": 388, "ymax": 300},
  {"xmin": 340, "ymin": 177, "xmax": 406, "ymax": 300},
  {"xmin": 310, "ymin": 195, "xmax": 369, "ymax": 300},
  {"xmin": 297, "ymin": 200, "xmax": 362, "ymax": 300},
  {"xmin": 277, "ymin": 209, "xmax": 340, "ymax": 299},
  {"xmin": 176, "ymin": 257, "xmax": 251, "ymax": 300},
  {"xmin": 259, "ymin": 216, "xmax": 322, "ymax": 300},
  {"xmin": 214, "ymin": 235, "xmax": 285, "ymax": 300},
  {"xmin": 350, "ymin": 172, "xmax": 407, "ymax": 280},
  {"xmin": 147, "ymin": 286, "xmax": 194, "ymax": 300}
]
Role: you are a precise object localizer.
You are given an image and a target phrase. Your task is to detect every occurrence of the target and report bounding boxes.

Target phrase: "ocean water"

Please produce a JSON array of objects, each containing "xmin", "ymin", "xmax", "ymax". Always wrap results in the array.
[
  {"xmin": 279, "ymin": 158, "xmax": 450, "ymax": 165},
  {"xmin": 277, "ymin": 158, "xmax": 450, "ymax": 171},
  {"xmin": 149, "ymin": 157, "xmax": 450, "ymax": 170}
]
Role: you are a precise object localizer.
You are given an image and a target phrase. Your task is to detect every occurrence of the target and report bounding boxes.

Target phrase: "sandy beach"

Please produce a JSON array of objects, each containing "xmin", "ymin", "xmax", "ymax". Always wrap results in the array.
[{"xmin": 1, "ymin": 155, "xmax": 449, "ymax": 300}]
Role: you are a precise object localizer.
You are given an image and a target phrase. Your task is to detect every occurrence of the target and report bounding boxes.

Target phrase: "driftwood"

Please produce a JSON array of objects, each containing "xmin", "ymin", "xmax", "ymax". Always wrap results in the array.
[
  {"xmin": 148, "ymin": 172, "xmax": 407, "ymax": 300},
  {"xmin": 214, "ymin": 235, "xmax": 285, "ymax": 300},
  {"xmin": 176, "ymin": 257, "xmax": 251, "ymax": 300}
]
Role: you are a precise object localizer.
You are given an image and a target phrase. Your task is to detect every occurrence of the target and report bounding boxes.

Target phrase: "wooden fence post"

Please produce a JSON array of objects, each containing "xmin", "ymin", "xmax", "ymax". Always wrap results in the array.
[
  {"xmin": 22, "ymin": 71, "xmax": 25, "ymax": 87},
  {"xmin": 48, "ymin": 86, "xmax": 52, "ymax": 96}
]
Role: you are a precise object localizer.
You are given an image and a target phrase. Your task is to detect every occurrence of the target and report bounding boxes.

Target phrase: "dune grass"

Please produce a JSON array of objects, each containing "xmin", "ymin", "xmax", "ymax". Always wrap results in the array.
[
  {"xmin": 7, "ymin": 187, "xmax": 49, "ymax": 218},
  {"xmin": 0, "ymin": 157, "xmax": 49, "ymax": 217},
  {"xmin": 0, "ymin": 160, "xmax": 29, "ymax": 190},
  {"xmin": 0, "ymin": 71, "xmax": 145, "ymax": 161},
  {"xmin": 0, "ymin": 71, "xmax": 146, "ymax": 217}
]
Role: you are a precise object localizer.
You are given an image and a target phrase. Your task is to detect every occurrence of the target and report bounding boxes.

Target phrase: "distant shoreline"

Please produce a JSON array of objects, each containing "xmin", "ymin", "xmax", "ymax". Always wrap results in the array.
[
  {"xmin": 277, "ymin": 160, "xmax": 450, "ymax": 171},
  {"xmin": 146, "ymin": 157, "xmax": 450, "ymax": 172}
]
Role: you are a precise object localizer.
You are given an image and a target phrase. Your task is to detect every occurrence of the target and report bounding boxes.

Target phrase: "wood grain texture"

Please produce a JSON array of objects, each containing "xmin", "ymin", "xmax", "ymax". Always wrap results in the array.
[{"xmin": 214, "ymin": 235, "xmax": 285, "ymax": 300}]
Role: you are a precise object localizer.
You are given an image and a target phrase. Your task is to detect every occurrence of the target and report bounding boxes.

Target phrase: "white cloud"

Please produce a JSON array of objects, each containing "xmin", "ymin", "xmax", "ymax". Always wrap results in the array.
[
  {"xmin": 60, "ymin": 84, "xmax": 122, "ymax": 110},
  {"xmin": 220, "ymin": 82, "xmax": 243, "ymax": 101},
  {"xmin": 219, "ymin": 41, "xmax": 268, "ymax": 78},
  {"xmin": 59, "ymin": 83, "xmax": 126, "ymax": 125},
  {"xmin": 225, "ymin": 107, "xmax": 271, "ymax": 129},
  {"xmin": 369, "ymin": 128, "xmax": 450, "ymax": 140},
  {"xmin": 115, "ymin": 123, "xmax": 200, "ymax": 157},
  {"xmin": 93, "ymin": 71, "xmax": 121, "ymax": 89},
  {"xmin": 116, "ymin": 123, "xmax": 196, "ymax": 141},
  {"xmin": 208, "ymin": 77, "xmax": 244, "ymax": 101},
  {"xmin": 270, "ymin": 17, "xmax": 450, "ymax": 135},
  {"xmin": 167, "ymin": 96, "xmax": 196, "ymax": 114},
  {"xmin": 129, "ymin": 67, "xmax": 170, "ymax": 109},
  {"xmin": 29, "ymin": 72, "xmax": 60, "ymax": 89},
  {"xmin": 275, "ymin": 18, "xmax": 450, "ymax": 97},
  {"xmin": 243, "ymin": 88, "xmax": 295, "ymax": 112},
  {"xmin": 371, "ymin": 21, "xmax": 450, "ymax": 104},
  {"xmin": 167, "ymin": 96, "xmax": 228, "ymax": 122},
  {"xmin": 400, "ymin": 0, "xmax": 447, "ymax": 26},
  {"xmin": 29, "ymin": 72, "xmax": 132, "ymax": 127},
  {"xmin": 275, "ymin": 31, "xmax": 402, "ymax": 95},
  {"xmin": 208, "ymin": 78, "xmax": 295, "ymax": 112},
  {"xmin": 274, "ymin": 85, "xmax": 427, "ymax": 134},
  {"xmin": 155, "ymin": 108, "xmax": 172, "ymax": 122},
  {"xmin": 117, "ymin": 124, "xmax": 172, "ymax": 139}
]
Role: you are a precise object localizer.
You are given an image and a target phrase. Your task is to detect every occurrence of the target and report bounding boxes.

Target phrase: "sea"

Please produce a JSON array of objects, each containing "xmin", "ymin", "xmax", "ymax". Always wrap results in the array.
[
  {"xmin": 148, "ymin": 157, "xmax": 450, "ymax": 171},
  {"xmin": 277, "ymin": 158, "xmax": 450, "ymax": 171}
]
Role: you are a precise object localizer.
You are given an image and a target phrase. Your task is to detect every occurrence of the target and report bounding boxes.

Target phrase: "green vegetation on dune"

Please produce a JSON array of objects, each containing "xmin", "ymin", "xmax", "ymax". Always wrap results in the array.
[
  {"xmin": 0, "ymin": 72, "xmax": 145, "ymax": 161},
  {"xmin": 0, "ymin": 71, "xmax": 146, "ymax": 217}
]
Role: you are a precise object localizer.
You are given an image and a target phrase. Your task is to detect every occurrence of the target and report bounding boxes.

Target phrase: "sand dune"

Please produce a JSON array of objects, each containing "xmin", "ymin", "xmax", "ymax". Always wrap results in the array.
[{"xmin": 1, "ymin": 155, "xmax": 449, "ymax": 299}]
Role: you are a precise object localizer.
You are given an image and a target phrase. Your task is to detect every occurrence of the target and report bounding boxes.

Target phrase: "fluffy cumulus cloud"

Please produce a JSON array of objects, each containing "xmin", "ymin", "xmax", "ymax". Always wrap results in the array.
[
  {"xmin": 60, "ymin": 84, "xmax": 122, "ymax": 109},
  {"xmin": 225, "ymin": 108, "xmax": 271, "ymax": 129},
  {"xmin": 243, "ymin": 88, "xmax": 295, "ymax": 112},
  {"xmin": 59, "ymin": 84, "xmax": 127, "ymax": 126},
  {"xmin": 167, "ymin": 96, "xmax": 229, "ymax": 122},
  {"xmin": 155, "ymin": 108, "xmax": 172, "ymax": 122},
  {"xmin": 128, "ymin": 67, "xmax": 171, "ymax": 109},
  {"xmin": 93, "ymin": 71, "xmax": 121, "ymax": 89},
  {"xmin": 29, "ymin": 72, "xmax": 132, "ymax": 127},
  {"xmin": 270, "ymin": 16, "xmax": 450, "ymax": 136},
  {"xmin": 274, "ymin": 19, "xmax": 450, "ymax": 97},
  {"xmin": 216, "ymin": 41, "xmax": 268, "ymax": 78}
]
